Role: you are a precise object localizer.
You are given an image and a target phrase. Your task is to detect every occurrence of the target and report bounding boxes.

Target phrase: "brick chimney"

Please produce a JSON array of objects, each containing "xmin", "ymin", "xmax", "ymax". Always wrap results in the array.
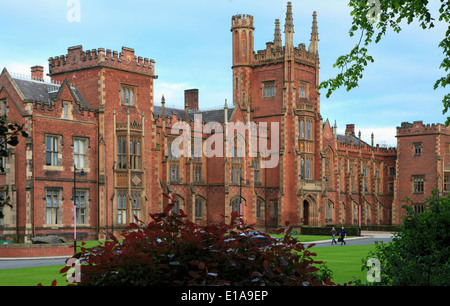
[
  {"xmin": 184, "ymin": 89, "xmax": 199, "ymax": 111},
  {"xmin": 345, "ymin": 124, "xmax": 355, "ymax": 136},
  {"xmin": 31, "ymin": 66, "xmax": 44, "ymax": 81}
]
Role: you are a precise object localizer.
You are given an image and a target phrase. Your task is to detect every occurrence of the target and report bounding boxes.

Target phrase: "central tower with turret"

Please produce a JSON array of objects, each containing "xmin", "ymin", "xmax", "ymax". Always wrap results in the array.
[{"xmin": 230, "ymin": 2, "xmax": 323, "ymax": 227}]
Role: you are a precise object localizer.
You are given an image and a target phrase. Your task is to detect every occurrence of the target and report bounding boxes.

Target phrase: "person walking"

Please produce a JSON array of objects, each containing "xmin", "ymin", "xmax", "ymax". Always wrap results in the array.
[
  {"xmin": 331, "ymin": 227, "xmax": 337, "ymax": 245},
  {"xmin": 340, "ymin": 226, "xmax": 347, "ymax": 245}
]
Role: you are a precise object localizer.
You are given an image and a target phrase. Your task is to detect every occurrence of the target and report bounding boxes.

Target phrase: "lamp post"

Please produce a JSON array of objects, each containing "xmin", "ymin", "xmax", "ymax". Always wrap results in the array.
[{"xmin": 73, "ymin": 164, "xmax": 86, "ymax": 255}]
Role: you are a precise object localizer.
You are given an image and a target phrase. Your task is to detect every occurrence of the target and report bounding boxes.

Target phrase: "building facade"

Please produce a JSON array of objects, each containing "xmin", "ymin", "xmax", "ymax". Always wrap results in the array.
[{"xmin": 0, "ymin": 2, "xmax": 446, "ymax": 242}]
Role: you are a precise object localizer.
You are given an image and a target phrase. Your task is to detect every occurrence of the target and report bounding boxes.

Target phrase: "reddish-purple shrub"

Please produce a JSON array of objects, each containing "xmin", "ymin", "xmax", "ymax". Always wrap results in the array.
[{"xmin": 60, "ymin": 194, "xmax": 335, "ymax": 286}]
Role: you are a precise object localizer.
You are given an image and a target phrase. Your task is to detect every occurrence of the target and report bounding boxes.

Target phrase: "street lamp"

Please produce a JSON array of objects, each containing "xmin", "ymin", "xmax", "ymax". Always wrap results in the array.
[{"xmin": 73, "ymin": 164, "xmax": 86, "ymax": 255}]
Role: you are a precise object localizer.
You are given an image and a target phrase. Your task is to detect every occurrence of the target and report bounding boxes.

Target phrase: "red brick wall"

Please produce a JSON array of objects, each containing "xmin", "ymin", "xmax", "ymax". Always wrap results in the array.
[
  {"xmin": 0, "ymin": 244, "xmax": 73, "ymax": 258},
  {"xmin": 393, "ymin": 121, "xmax": 450, "ymax": 224}
]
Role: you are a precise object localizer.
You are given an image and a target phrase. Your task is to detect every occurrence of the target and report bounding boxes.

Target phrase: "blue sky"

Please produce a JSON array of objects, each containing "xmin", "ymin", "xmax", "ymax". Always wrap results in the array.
[{"xmin": 0, "ymin": 0, "xmax": 448, "ymax": 147}]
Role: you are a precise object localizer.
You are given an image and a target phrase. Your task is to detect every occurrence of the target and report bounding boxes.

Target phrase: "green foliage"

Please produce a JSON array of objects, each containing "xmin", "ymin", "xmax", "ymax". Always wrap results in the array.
[
  {"xmin": 0, "ymin": 114, "xmax": 28, "ymax": 219},
  {"xmin": 319, "ymin": 0, "xmax": 450, "ymax": 124},
  {"xmin": 58, "ymin": 195, "xmax": 338, "ymax": 286},
  {"xmin": 361, "ymin": 191, "xmax": 450, "ymax": 286}
]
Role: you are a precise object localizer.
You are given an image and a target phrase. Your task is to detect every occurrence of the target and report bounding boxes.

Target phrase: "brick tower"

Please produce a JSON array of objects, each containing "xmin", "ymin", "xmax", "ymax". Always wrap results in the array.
[
  {"xmin": 230, "ymin": 2, "xmax": 323, "ymax": 228},
  {"xmin": 48, "ymin": 46, "xmax": 158, "ymax": 238}
]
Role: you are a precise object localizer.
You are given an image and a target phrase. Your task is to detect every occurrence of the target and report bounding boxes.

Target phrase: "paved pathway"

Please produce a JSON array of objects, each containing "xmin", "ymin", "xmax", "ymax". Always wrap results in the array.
[{"xmin": 0, "ymin": 233, "xmax": 395, "ymax": 270}]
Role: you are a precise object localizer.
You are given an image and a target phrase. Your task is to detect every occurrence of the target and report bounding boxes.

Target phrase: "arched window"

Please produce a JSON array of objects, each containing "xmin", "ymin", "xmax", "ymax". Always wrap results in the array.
[
  {"xmin": 117, "ymin": 191, "xmax": 127, "ymax": 224},
  {"xmin": 231, "ymin": 197, "xmax": 241, "ymax": 215},
  {"xmin": 195, "ymin": 197, "xmax": 206, "ymax": 219},
  {"xmin": 299, "ymin": 119, "xmax": 305, "ymax": 139},
  {"xmin": 300, "ymin": 157, "xmax": 305, "ymax": 179},
  {"xmin": 117, "ymin": 137, "xmax": 127, "ymax": 169},
  {"xmin": 132, "ymin": 193, "xmax": 141, "ymax": 220},
  {"xmin": 327, "ymin": 200, "xmax": 334, "ymax": 221},
  {"xmin": 231, "ymin": 135, "xmax": 244, "ymax": 184},
  {"xmin": 168, "ymin": 140, "xmax": 180, "ymax": 182},
  {"xmin": 172, "ymin": 195, "xmax": 183, "ymax": 215},
  {"xmin": 323, "ymin": 147, "xmax": 333, "ymax": 190},
  {"xmin": 253, "ymin": 157, "xmax": 260, "ymax": 183},
  {"xmin": 256, "ymin": 197, "xmax": 265, "ymax": 220},
  {"xmin": 130, "ymin": 139, "xmax": 141, "ymax": 170}
]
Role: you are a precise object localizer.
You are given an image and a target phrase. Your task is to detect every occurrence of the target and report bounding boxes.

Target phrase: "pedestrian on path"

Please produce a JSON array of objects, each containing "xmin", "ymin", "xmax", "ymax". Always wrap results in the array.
[
  {"xmin": 340, "ymin": 226, "xmax": 347, "ymax": 245},
  {"xmin": 331, "ymin": 227, "xmax": 337, "ymax": 245}
]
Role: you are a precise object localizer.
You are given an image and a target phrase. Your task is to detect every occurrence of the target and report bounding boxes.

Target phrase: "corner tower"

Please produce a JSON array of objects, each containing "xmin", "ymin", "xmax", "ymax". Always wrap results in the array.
[{"xmin": 231, "ymin": 14, "xmax": 254, "ymax": 108}]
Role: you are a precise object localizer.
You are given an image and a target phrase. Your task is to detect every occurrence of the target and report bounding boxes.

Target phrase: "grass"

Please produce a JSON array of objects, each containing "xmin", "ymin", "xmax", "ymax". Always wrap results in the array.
[
  {"xmin": 0, "ymin": 236, "xmax": 376, "ymax": 286},
  {"xmin": 0, "ymin": 265, "xmax": 67, "ymax": 286},
  {"xmin": 311, "ymin": 244, "xmax": 378, "ymax": 284}
]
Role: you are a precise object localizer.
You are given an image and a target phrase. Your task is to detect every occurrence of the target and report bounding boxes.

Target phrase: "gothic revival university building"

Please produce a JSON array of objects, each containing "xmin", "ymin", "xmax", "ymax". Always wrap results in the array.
[{"xmin": 0, "ymin": 3, "xmax": 447, "ymax": 242}]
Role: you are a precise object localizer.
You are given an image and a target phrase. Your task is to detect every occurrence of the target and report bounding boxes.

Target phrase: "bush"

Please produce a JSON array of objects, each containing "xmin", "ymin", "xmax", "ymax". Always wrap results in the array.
[
  {"xmin": 361, "ymin": 191, "xmax": 450, "ymax": 286},
  {"xmin": 60, "ymin": 194, "xmax": 337, "ymax": 286}
]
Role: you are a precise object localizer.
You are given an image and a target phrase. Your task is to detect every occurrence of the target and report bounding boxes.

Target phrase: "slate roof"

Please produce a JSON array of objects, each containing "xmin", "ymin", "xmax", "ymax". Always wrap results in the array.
[
  {"xmin": 12, "ymin": 77, "xmax": 91, "ymax": 110},
  {"xmin": 154, "ymin": 105, "xmax": 235, "ymax": 122},
  {"xmin": 336, "ymin": 133, "xmax": 369, "ymax": 146}
]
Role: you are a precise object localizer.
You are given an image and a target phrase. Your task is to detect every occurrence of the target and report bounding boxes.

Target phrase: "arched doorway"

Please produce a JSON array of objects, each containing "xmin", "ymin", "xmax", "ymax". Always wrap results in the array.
[{"xmin": 303, "ymin": 200, "xmax": 310, "ymax": 225}]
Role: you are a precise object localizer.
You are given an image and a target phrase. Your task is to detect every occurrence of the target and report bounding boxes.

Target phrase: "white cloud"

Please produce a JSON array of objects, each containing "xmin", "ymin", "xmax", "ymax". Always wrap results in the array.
[
  {"xmin": 0, "ymin": 61, "xmax": 49, "ymax": 79},
  {"xmin": 337, "ymin": 126, "xmax": 397, "ymax": 148},
  {"xmin": 154, "ymin": 82, "xmax": 190, "ymax": 108}
]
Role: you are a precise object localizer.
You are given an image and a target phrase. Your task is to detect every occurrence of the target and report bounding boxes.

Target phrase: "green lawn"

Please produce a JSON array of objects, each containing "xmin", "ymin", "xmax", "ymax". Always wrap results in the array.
[
  {"xmin": 0, "ymin": 237, "xmax": 376, "ymax": 286},
  {"xmin": 311, "ymin": 244, "xmax": 378, "ymax": 285},
  {"xmin": 0, "ymin": 265, "xmax": 67, "ymax": 286}
]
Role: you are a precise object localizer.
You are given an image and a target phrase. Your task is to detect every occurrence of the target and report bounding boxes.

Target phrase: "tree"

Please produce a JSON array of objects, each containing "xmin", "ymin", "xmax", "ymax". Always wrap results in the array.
[
  {"xmin": 0, "ymin": 114, "xmax": 28, "ymax": 219},
  {"xmin": 319, "ymin": 0, "xmax": 450, "ymax": 124},
  {"xmin": 361, "ymin": 191, "xmax": 450, "ymax": 286}
]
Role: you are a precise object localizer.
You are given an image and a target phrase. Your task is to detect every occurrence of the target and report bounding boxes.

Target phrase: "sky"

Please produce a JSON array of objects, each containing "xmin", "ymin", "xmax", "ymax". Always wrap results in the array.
[{"xmin": 0, "ymin": 0, "xmax": 448, "ymax": 147}]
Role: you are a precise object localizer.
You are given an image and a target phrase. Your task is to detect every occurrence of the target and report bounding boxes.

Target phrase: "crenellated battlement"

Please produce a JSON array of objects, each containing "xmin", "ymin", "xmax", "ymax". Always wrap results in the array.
[
  {"xmin": 231, "ymin": 14, "xmax": 254, "ymax": 30},
  {"xmin": 396, "ymin": 121, "xmax": 450, "ymax": 136},
  {"xmin": 48, "ymin": 45, "xmax": 156, "ymax": 77},
  {"xmin": 253, "ymin": 42, "xmax": 318, "ymax": 65}
]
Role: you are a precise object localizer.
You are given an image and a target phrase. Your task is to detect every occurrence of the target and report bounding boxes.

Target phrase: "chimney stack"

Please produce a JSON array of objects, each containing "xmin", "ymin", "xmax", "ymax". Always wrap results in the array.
[
  {"xmin": 31, "ymin": 65, "xmax": 44, "ymax": 81},
  {"xmin": 345, "ymin": 124, "xmax": 355, "ymax": 136},
  {"xmin": 184, "ymin": 89, "xmax": 199, "ymax": 111}
]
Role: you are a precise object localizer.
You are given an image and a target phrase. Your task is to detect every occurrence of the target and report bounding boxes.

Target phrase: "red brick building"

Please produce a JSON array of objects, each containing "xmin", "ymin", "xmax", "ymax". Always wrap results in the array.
[
  {"xmin": 392, "ymin": 121, "xmax": 450, "ymax": 224},
  {"xmin": 0, "ymin": 2, "xmax": 444, "ymax": 242}
]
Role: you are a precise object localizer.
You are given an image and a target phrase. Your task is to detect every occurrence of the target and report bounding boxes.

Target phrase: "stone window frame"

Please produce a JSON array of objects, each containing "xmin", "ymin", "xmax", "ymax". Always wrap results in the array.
[
  {"xmin": 444, "ymin": 172, "xmax": 450, "ymax": 193},
  {"xmin": 299, "ymin": 81, "xmax": 309, "ymax": 99},
  {"xmin": 194, "ymin": 196, "xmax": 207, "ymax": 219},
  {"xmin": 168, "ymin": 138, "xmax": 181, "ymax": 182},
  {"xmin": 73, "ymin": 188, "xmax": 89, "ymax": 225},
  {"xmin": 192, "ymin": 139, "xmax": 203, "ymax": 183},
  {"xmin": 120, "ymin": 84, "xmax": 138, "ymax": 106},
  {"xmin": 230, "ymin": 135, "xmax": 244, "ymax": 184},
  {"xmin": 262, "ymin": 80, "xmax": 276, "ymax": 99},
  {"xmin": 117, "ymin": 136, "xmax": 127, "ymax": 170},
  {"xmin": 0, "ymin": 98, "xmax": 8, "ymax": 116},
  {"xmin": 44, "ymin": 134, "xmax": 63, "ymax": 170},
  {"xmin": 72, "ymin": 136, "xmax": 90, "ymax": 171},
  {"xmin": 412, "ymin": 175, "xmax": 425, "ymax": 194},
  {"xmin": 44, "ymin": 188, "xmax": 63, "ymax": 226},
  {"xmin": 414, "ymin": 142, "xmax": 422, "ymax": 156},
  {"xmin": 131, "ymin": 191, "xmax": 142, "ymax": 220},
  {"xmin": 61, "ymin": 101, "xmax": 73, "ymax": 120},
  {"xmin": 117, "ymin": 190, "xmax": 128, "ymax": 224},
  {"xmin": 129, "ymin": 137, "xmax": 142, "ymax": 170}
]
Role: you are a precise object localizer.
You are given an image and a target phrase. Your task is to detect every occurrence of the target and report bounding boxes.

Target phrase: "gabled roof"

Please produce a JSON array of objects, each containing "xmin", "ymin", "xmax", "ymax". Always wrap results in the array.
[
  {"xmin": 10, "ymin": 76, "xmax": 91, "ymax": 110},
  {"xmin": 336, "ymin": 133, "xmax": 369, "ymax": 147}
]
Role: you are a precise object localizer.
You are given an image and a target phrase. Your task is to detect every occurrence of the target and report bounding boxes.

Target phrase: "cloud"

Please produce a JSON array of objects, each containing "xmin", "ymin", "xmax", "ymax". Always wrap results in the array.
[
  {"xmin": 336, "ymin": 126, "xmax": 397, "ymax": 148},
  {"xmin": 0, "ymin": 61, "xmax": 50, "ymax": 80},
  {"xmin": 154, "ymin": 82, "xmax": 190, "ymax": 107}
]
